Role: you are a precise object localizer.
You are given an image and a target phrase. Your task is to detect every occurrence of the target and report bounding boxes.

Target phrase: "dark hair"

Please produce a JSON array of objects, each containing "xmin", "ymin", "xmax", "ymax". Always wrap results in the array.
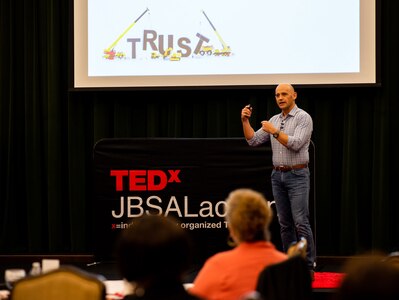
[
  {"xmin": 116, "ymin": 214, "xmax": 192, "ymax": 283},
  {"xmin": 336, "ymin": 254, "xmax": 399, "ymax": 300}
]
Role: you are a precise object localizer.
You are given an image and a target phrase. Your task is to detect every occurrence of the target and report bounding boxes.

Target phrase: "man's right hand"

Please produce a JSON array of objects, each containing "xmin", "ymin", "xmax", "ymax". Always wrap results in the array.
[{"xmin": 241, "ymin": 104, "xmax": 252, "ymax": 121}]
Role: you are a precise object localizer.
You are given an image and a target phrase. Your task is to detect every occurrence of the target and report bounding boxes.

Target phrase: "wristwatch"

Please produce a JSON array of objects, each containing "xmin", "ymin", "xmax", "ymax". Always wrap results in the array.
[{"xmin": 273, "ymin": 130, "xmax": 280, "ymax": 138}]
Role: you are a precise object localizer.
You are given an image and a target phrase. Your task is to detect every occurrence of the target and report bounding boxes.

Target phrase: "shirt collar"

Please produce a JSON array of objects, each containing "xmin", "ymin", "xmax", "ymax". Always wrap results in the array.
[{"xmin": 279, "ymin": 104, "xmax": 298, "ymax": 119}]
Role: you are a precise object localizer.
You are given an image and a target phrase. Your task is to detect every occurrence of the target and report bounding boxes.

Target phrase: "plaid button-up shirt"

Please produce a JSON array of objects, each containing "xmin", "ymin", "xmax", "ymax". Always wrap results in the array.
[{"xmin": 247, "ymin": 105, "xmax": 313, "ymax": 166}]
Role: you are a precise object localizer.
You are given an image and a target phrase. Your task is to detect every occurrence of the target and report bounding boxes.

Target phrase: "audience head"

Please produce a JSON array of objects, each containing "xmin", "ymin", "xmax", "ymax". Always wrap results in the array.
[
  {"xmin": 385, "ymin": 251, "xmax": 399, "ymax": 266},
  {"xmin": 225, "ymin": 188, "xmax": 272, "ymax": 244},
  {"xmin": 336, "ymin": 253, "xmax": 399, "ymax": 300},
  {"xmin": 116, "ymin": 214, "xmax": 192, "ymax": 284}
]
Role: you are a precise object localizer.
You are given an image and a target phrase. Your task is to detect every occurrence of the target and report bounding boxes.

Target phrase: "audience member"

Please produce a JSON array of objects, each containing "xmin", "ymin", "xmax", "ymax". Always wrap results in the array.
[
  {"xmin": 385, "ymin": 251, "xmax": 399, "ymax": 266},
  {"xmin": 188, "ymin": 188, "xmax": 288, "ymax": 300},
  {"xmin": 0, "ymin": 290, "xmax": 10, "ymax": 300},
  {"xmin": 335, "ymin": 253, "xmax": 399, "ymax": 300},
  {"xmin": 115, "ymin": 214, "xmax": 202, "ymax": 300},
  {"xmin": 255, "ymin": 254, "xmax": 312, "ymax": 300}
]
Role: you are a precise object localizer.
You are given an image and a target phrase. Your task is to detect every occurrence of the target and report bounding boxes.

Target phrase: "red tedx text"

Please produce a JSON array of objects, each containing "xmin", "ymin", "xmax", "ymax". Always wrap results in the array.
[{"xmin": 110, "ymin": 170, "xmax": 181, "ymax": 191}]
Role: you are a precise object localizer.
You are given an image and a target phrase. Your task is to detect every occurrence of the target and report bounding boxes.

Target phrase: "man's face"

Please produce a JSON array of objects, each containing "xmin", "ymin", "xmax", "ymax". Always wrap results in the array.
[{"xmin": 275, "ymin": 84, "xmax": 297, "ymax": 113}]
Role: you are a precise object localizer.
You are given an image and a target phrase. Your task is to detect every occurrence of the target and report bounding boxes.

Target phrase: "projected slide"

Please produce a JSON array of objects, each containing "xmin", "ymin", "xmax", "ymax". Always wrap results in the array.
[
  {"xmin": 74, "ymin": 0, "xmax": 376, "ymax": 88},
  {"xmin": 88, "ymin": 0, "xmax": 359, "ymax": 77}
]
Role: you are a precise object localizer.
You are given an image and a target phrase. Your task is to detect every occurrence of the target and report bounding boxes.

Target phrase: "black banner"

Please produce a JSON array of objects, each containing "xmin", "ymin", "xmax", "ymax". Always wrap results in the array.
[{"xmin": 92, "ymin": 138, "xmax": 281, "ymax": 265}]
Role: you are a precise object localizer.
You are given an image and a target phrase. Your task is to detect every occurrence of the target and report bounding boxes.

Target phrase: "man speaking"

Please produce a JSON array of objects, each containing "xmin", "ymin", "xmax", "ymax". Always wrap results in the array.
[{"xmin": 241, "ymin": 83, "xmax": 316, "ymax": 278}]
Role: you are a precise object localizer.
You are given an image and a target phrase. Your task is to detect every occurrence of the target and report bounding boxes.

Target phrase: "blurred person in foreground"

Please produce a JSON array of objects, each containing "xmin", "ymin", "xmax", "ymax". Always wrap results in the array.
[
  {"xmin": 188, "ymin": 188, "xmax": 288, "ymax": 300},
  {"xmin": 115, "ymin": 214, "xmax": 202, "ymax": 300},
  {"xmin": 335, "ymin": 253, "xmax": 399, "ymax": 300}
]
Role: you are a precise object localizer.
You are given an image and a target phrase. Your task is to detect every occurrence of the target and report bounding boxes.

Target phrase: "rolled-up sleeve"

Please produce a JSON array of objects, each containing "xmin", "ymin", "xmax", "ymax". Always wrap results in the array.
[
  {"xmin": 286, "ymin": 113, "xmax": 313, "ymax": 152},
  {"xmin": 247, "ymin": 128, "xmax": 270, "ymax": 146}
]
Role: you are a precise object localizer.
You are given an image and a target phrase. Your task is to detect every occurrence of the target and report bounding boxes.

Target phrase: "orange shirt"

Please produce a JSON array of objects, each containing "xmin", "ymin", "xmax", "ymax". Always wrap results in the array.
[{"xmin": 189, "ymin": 241, "xmax": 287, "ymax": 300}]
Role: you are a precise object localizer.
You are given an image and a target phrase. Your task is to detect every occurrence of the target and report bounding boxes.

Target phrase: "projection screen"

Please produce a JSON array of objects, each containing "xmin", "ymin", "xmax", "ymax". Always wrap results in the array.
[{"xmin": 73, "ymin": 0, "xmax": 378, "ymax": 88}]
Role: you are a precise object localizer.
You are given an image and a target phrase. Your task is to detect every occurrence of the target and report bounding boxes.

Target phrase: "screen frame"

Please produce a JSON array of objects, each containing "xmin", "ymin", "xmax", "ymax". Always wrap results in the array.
[{"xmin": 69, "ymin": 0, "xmax": 381, "ymax": 91}]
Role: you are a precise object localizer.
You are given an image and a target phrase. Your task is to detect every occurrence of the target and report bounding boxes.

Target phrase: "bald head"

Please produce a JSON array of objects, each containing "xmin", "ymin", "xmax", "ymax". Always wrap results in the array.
[{"xmin": 276, "ymin": 83, "xmax": 295, "ymax": 93}]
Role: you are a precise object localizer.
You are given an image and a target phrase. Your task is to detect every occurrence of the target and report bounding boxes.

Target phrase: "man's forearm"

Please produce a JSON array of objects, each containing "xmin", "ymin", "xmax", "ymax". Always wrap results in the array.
[{"xmin": 242, "ymin": 120, "xmax": 255, "ymax": 140}]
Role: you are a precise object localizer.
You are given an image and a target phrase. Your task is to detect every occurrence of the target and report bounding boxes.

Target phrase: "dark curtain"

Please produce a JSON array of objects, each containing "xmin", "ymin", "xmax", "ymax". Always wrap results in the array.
[{"xmin": 1, "ymin": 0, "xmax": 398, "ymax": 256}]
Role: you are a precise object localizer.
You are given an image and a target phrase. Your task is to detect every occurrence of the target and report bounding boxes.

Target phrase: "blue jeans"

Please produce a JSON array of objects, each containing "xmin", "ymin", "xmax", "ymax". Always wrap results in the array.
[{"xmin": 271, "ymin": 167, "xmax": 315, "ymax": 269}]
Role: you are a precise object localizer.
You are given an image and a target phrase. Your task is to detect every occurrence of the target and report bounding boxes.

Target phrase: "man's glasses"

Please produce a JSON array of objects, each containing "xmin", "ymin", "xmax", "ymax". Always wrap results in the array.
[{"xmin": 280, "ymin": 121, "xmax": 285, "ymax": 131}]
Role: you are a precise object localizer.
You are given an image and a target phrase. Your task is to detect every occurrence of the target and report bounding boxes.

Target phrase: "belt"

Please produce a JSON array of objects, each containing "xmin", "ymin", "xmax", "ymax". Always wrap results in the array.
[{"xmin": 273, "ymin": 164, "xmax": 308, "ymax": 172}]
